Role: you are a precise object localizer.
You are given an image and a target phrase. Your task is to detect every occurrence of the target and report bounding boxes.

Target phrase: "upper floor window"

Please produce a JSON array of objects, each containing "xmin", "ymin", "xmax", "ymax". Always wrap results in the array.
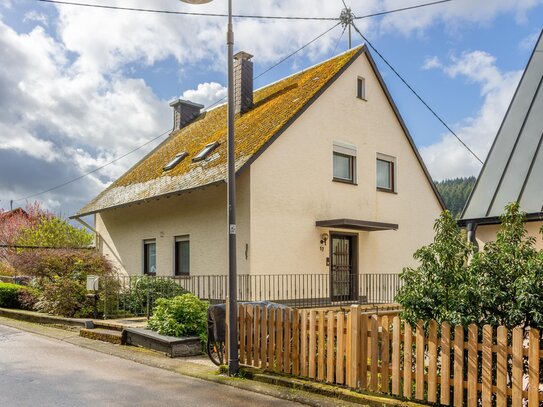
[
  {"xmin": 376, "ymin": 154, "xmax": 396, "ymax": 192},
  {"xmin": 333, "ymin": 141, "xmax": 357, "ymax": 184},
  {"xmin": 174, "ymin": 235, "xmax": 190, "ymax": 276},
  {"xmin": 143, "ymin": 239, "xmax": 156, "ymax": 275},
  {"xmin": 357, "ymin": 77, "xmax": 366, "ymax": 100}
]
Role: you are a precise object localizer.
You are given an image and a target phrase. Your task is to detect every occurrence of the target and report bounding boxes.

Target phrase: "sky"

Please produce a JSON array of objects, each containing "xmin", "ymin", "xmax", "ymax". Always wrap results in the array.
[{"xmin": 0, "ymin": 0, "xmax": 542, "ymax": 218}]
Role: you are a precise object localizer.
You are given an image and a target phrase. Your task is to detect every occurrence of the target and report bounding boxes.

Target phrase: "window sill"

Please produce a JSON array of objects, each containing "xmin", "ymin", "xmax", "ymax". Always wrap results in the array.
[
  {"xmin": 356, "ymin": 97, "xmax": 367, "ymax": 102},
  {"xmin": 333, "ymin": 178, "xmax": 357, "ymax": 185},
  {"xmin": 377, "ymin": 187, "xmax": 397, "ymax": 194}
]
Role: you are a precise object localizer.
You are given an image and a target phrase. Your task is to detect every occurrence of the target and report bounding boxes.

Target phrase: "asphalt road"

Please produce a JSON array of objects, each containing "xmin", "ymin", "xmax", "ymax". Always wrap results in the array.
[{"xmin": 0, "ymin": 324, "xmax": 302, "ymax": 407}]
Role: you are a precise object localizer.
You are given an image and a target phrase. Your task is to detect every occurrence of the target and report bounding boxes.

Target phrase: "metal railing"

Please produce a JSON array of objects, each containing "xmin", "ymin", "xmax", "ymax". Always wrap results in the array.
[{"xmin": 100, "ymin": 273, "xmax": 403, "ymax": 318}]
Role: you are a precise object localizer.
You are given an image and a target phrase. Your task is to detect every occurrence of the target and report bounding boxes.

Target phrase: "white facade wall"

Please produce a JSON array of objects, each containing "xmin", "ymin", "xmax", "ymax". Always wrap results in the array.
[
  {"xmin": 95, "ymin": 170, "xmax": 251, "ymax": 276},
  {"xmin": 248, "ymin": 52, "xmax": 443, "ymax": 277}
]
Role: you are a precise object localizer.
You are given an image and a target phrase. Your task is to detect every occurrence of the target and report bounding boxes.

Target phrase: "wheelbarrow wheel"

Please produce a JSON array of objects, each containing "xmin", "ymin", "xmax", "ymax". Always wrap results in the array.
[{"xmin": 207, "ymin": 340, "xmax": 225, "ymax": 366}]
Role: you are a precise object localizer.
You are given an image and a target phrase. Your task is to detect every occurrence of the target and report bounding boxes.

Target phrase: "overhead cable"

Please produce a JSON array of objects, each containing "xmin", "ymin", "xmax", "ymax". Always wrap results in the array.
[
  {"xmin": 351, "ymin": 22, "xmax": 483, "ymax": 164},
  {"xmin": 12, "ymin": 23, "xmax": 341, "ymax": 202},
  {"xmin": 34, "ymin": 0, "xmax": 453, "ymax": 21},
  {"xmin": 13, "ymin": 129, "xmax": 172, "ymax": 202}
]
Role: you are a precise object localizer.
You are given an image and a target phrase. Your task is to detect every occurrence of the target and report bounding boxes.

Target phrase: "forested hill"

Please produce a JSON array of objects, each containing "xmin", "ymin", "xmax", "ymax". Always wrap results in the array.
[{"xmin": 434, "ymin": 176, "xmax": 477, "ymax": 218}]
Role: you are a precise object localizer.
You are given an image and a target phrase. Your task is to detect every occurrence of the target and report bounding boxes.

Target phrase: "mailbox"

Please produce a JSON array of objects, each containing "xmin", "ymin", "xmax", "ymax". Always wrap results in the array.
[{"xmin": 86, "ymin": 275, "xmax": 99, "ymax": 291}]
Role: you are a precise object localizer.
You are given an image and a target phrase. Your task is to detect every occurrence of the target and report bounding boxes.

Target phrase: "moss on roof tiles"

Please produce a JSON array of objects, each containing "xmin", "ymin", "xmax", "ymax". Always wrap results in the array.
[{"xmin": 77, "ymin": 47, "xmax": 362, "ymax": 215}]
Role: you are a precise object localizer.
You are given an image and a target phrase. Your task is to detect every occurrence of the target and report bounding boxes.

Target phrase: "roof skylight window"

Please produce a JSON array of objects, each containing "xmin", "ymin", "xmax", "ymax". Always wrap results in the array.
[
  {"xmin": 193, "ymin": 141, "xmax": 219, "ymax": 162},
  {"xmin": 163, "ymin": 152, "xmax": 188, "ymax": 171}
]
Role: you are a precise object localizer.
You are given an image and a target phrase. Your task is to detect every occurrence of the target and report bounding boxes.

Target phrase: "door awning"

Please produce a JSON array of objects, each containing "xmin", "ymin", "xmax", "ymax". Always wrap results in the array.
[{"xmin": 315, "ymin": 218, "xmax": 398, "ymax": 231}]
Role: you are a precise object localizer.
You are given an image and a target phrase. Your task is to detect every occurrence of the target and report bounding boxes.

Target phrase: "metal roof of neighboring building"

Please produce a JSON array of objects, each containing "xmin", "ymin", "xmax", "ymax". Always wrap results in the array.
[{"xmin": 461, "ymin": 30, "xmax": 543, "ymax": 221}]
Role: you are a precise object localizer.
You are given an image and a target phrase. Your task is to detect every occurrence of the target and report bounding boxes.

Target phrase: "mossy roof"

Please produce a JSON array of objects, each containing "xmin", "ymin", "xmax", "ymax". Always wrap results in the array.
[{"xmin": 76, "ymin": 47, "xmax": 363, "ymax": 216}]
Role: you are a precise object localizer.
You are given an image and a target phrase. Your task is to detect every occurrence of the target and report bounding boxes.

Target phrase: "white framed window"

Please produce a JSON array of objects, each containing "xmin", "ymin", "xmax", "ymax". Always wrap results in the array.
[
  {"xmin": 143, "ymin": 239, "xmax": 157, "ymax": 275},
  {"xmin": 333, "ymin": 141, "xmax": 357, "ymax": 184},
  {"xmin": 174, "ymin": 235, "xmax": 190, "ymax": 276},
  {"xmin": 357, "ymin": 76, "xmax": 366, "ymax": 100},
  {"xmin": 376, "ymin": 153, "xmax": 396, "ymax": 192}
]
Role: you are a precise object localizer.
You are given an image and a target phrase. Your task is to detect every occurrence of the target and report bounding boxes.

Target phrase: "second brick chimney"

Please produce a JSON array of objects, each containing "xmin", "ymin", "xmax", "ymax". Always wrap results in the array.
[
  {"xmin": 233, "ymin": 51, "xmax": 254, "ymax": 115},
  {"xmin": 169, "ymin": 99, "xmax": 204, "ymax": 132}
]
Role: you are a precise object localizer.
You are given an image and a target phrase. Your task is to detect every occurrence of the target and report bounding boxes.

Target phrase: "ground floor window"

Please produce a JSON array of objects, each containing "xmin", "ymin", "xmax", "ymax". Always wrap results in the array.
[
  {"xmin": 143, "ymin": 239, "xmax": 156, "ymax": 275},
  {"xmin": 175, "ymin": 235, "xmax": 190, "ymax": 276}
]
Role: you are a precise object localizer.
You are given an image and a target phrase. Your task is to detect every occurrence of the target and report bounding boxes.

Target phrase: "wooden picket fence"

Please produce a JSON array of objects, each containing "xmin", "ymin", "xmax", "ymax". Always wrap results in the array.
[{"xmin": 231, "ymin": 304, "xmax": 543, "ymax": 407}]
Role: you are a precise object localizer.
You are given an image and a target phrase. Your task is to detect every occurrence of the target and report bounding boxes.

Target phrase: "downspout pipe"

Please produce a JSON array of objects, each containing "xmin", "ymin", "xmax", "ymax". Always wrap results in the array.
[{"xmin": 465, "ymin": 221, "xmax": 479, "ymax": 250}]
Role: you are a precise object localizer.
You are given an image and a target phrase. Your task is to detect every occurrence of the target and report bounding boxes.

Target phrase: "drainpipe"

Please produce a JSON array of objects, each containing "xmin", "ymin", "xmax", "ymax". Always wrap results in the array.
[{"xmin": 465, "ymin": 221, "xmax": 479, "ymax": 252}]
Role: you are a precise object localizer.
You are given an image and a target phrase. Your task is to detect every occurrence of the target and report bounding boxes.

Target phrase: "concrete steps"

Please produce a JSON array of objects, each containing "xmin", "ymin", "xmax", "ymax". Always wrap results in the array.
[{"xmin": 79, "ymin": 327, "xmax": 123, "ymax": 344}]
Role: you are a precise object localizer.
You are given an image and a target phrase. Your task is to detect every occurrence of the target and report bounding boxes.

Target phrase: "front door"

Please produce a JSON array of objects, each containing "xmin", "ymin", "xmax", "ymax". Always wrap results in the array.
[{"xmin": 330, "ymin": 234, "xmax": 358, "ymax": 302}]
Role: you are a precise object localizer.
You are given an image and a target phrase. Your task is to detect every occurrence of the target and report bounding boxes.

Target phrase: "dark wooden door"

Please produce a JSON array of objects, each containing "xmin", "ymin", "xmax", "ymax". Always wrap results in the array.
[{"xmin": 330, "ymin": 234, "xmax": 357, "ymax": 302}]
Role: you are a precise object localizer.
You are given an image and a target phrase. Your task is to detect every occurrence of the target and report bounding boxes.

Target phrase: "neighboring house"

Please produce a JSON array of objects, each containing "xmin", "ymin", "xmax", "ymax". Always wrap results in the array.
[
  {"xmin": 73, "ymin": 46, "xmax": 444, "ymax": 303},
  {"xmin": 459, "ymin": 31, "xmax": 543, "ymax": 249}
]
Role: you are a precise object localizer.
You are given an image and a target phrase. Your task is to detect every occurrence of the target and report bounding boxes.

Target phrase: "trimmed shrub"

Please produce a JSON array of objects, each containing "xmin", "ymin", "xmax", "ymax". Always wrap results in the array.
[
  {"xmin": 0, "ymin": 282, "xmax": 27, "ymax": 308},
  {"xmin": 148, "ymin": 293, "xmax": 209, "ymax": 343}
]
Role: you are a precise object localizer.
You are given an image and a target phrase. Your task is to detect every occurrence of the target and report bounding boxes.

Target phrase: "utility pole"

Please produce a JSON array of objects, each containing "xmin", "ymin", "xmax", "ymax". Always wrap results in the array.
[{"xmin": 340, "ymin": 7, "xmax": 354, "ymax": 49}]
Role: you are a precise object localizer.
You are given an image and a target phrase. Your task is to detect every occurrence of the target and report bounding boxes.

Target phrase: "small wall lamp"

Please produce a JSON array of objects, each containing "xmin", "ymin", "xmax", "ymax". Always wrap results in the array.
[{"xmin": 320, "ymin": 233, "xmax": 329, "ymax": 251}]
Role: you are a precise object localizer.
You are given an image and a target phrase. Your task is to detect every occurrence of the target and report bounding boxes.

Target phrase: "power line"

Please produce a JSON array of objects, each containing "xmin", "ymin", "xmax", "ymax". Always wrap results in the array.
[
  {"xmin": 34, "ymin": 0, "xmax": 453, "ymax": 21},
  {"xmin": 12, "ymin": 23, "xmax": 342, "ymax": 202},
  {"xmin": 254, "ymin": 22, "xmax": 341, "ymax": 81},
  {"xmin": 13, "ymin": 129, "xmax": 172, "ymax": 202},
  {"xmin": 35, "ymin": 0, "xmax": 338, "ymax": 20},
  {"xmin": 354, "ymin": 0, "xmax": 452, "ymax": 20},
  {"xmin": 350, "ymin": 22, "xmax": 483, "ymax": 165}
]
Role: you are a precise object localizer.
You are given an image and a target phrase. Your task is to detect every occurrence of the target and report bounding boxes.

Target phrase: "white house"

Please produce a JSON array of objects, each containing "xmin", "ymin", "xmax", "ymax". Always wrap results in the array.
[{"xmin": 74, "ymin": 46, "xmax": 444, "ymax": 304}]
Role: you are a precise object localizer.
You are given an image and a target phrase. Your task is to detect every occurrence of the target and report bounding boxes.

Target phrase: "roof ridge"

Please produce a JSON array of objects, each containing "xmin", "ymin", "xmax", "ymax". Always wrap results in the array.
[{"xmin": 205, "ymin": 45, "xmax": 364, "ymax": 113}]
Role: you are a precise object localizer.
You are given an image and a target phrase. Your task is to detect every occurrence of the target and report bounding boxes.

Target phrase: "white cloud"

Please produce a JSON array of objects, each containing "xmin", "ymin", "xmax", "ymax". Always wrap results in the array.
[
  {"xmin": 379, "ymin": 0, "xmax": 543, "ymax": 36},
  {"xmin": 181, "ymin": 82, "xmax": 227, "ymax": 108},
  {"xmin": 420, "ymin": 50, "xmax": 522, "ymax": 180},
  {"xmin": 422, "ymin": 56, "xmax": 442, "ymax": 70},
  {"xmin": 519, "ymin": 30, "xmax": 541, "ymax": 50},
  {"xmin": 23, "ymin": 11, "xmax": 48, "ymax": 26}
]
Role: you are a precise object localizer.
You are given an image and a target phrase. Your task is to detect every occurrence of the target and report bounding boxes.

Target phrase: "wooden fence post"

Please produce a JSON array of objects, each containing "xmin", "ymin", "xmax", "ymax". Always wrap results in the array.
[
  {"xmin": 347, "ymin": 305, "xmax": 360, "ymax": 388},
  {"xmin": 428, "ymin": 320, "xmax": 438, "ymax": 403},
  {"xmin": 380, "ymin": 315, "xmax": 390, "ymax": 393},
  {"xmin": 528, "ymin": 328, "xmax": 540, "ymax": 407},
  {"xmin": 391, "ymin": 316, "xmax": 401, "ymax": 396},
  {"xmin": 453, "ymin": 325, "xmax": 464, "ymax": 407},
  {"xmin": 318, "ymin": 310, "xmax": 325, "ymax": 381},
  {"xmin": 440, "ymin": 322, "xmax": 451, "ymax": 406},
  {"xmin": 481, "ymin": 325, "xmax": 492, "ymax": 407},
  {"xmin": 467, "ymin": 324, "xmax": 478, "ymax": 407},
  {"xmin": 260, "ymin": 306, "xmax": 268, "ymax": 369},
  {"xmin": 403, "ymin": 322, "xmax": 412, "ymax": 399},
  {"xmin": 359, "ymin": 313, "xmax": 368, "ymax": 390},
  {"xmin": 301, "ymin": 309, "xmax": 308, "ymax": 376},
  {"xmin": 496, "ymin": 326, "xmax": 507, "ymax": 407},
  {"xmin": 292, "ymin": 309, "xmax": 300, "ymax": 375},
  {"xmin": 309, "ymin": 310, "xmax": 317, "ymax": 379},
  {"xmin": 512, "ymin": 327, "xmax": 523, "ymax": 407},
  {"xmin": 415, "ymin": 320, "xmax": 425, "ymax": 400},
  {"xmin": 370, "ymin": 315, "xmax": 379, "ymax": 391},
  {"xmin": 326, "ymin": 311, "xmax": 335, "ymax": 383},
  {"xmin": 336, "ymin": 311, "xmax": 345, "ymax": 385}
]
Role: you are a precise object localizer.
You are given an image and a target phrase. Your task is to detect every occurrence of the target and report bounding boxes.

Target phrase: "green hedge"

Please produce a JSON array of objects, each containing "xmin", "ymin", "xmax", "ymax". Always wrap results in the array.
[{"xmin": 0, "ymin": 283, "xmax": 27, "ymax": 308}]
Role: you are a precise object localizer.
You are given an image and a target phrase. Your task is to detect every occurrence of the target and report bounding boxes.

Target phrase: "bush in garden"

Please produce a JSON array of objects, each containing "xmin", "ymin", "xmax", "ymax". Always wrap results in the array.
[
  {"xmin": 119, "ymin": 276, "xmax": 187, "ymax": 316},
  {"xmin": 0, "ymin": 282, "xmax": 31, "ymax": 308},
  {"xmin": 148, "ymin": 293, "xmax": 209, "ymax": 344},
  {"xmin": 16, "ymin": 287, "xmax": 40, "ymax": 311},
  {"xmin": 12, "ymin": 249, "xmax": 113, "ymax": 317}
]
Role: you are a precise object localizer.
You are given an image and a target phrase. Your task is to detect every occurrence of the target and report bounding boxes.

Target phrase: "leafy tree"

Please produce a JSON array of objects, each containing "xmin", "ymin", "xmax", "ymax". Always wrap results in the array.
[
  {"xmin": 396, "ymin": 210, "xmax": 474, "ymax": 326},
  {"xmin": 16, "ymin": 216, "xmax": 93, "ymax": 248},
  {"xmin": 434, "ymin": 176, "xmax": 476, "ymax": 218},
  {"xmin": 470, "ymin": 202, "xmax": 543, "ymax": 328},
  {"xmin": 398, "ymin": 203, "xmax": 543, "ymax": 330}
]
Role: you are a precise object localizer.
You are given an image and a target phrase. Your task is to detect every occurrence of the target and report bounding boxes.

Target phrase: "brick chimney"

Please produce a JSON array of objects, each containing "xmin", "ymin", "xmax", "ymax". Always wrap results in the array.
[
  {"xmin": 233, "ymin": 51, "xmax": 254, "ymax": 114},
  {"xmin": 169, "ymin": 99, "xmax": 204, "ymax": 132}
]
